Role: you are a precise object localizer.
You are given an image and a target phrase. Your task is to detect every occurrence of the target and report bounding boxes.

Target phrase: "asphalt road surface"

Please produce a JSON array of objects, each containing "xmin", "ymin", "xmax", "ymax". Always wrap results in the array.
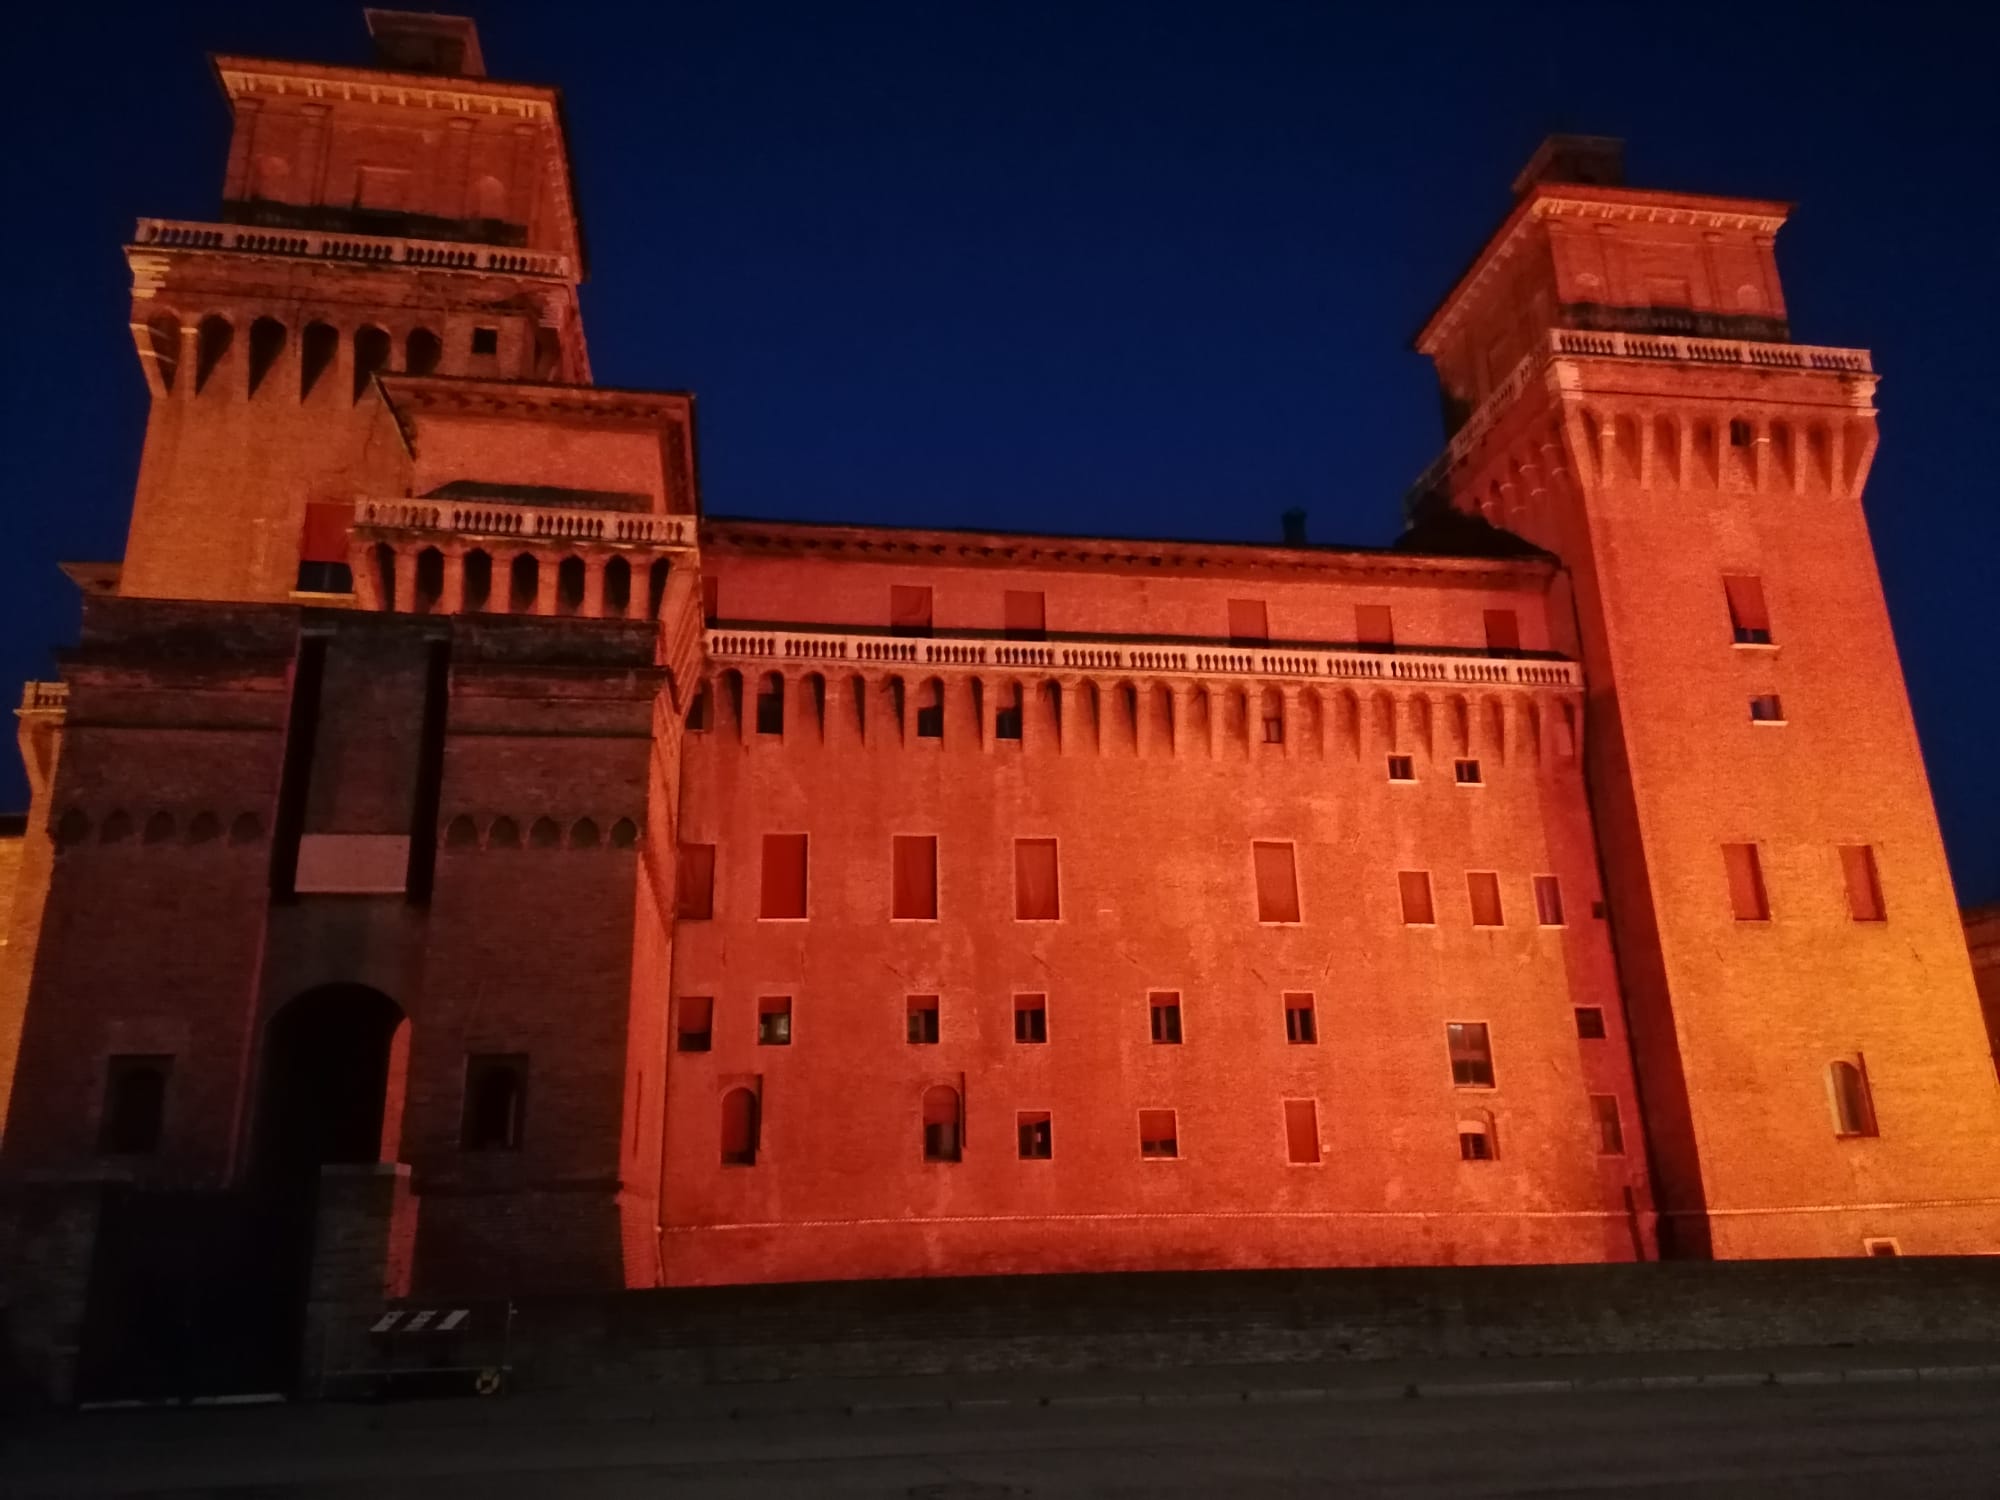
[{"xmin": 12, "ymin": 1377, "xmax": 2000, "ymax": 1498}]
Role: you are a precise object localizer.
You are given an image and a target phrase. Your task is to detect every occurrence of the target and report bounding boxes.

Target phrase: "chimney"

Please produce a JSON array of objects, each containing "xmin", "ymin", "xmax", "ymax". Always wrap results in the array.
[
  {"xmin": 1512, "ymin": 135, "xmax": 1625, "ymax": 199},
  {"xmin": 364, "ymin": 10, "xmax": 487, "ymax": 78},
  {"xmin": 1281, "ymin": 508, "xmax": 1308, "ymax": 546}
]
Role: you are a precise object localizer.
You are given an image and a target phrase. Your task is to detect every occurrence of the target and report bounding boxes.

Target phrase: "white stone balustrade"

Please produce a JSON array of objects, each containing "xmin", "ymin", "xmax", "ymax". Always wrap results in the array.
[
  {"xmin": 355, "ymin": 497, "xmax": 693, "ymax": 548},
  {"xmin": 706, "ymin": 629, "xmax": 1578, "ymax": 690},
  {"xmin": 17, "ymin": 681, "xmax": 68, "ymax": 713},
  {"xmin": 131, "ymin": 218, "xmax": 574, "ymax": 281}
]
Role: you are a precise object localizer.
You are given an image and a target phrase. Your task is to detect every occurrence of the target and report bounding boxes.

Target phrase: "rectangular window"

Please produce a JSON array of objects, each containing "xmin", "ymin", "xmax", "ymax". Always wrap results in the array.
[
  {"xmin": 760, "ymin": 833, "xmax": 808, "ymax": 919},
  {"xmin": 1722, "ymin": 842, "xmax": 1770, "ymax": 922},
  {"xmin": 915, "ymin": 688, "xmax": 944, "ymax": 739},
  {"xmin": 1252, "ymin": 841, "xmax": 1302, "ymax": 923},
  {"xmin": 1447, "ymin": 1021, "xmax": 1494, "ymax": 1087},
  {"xmin": 1458, "ymin": 1121, "xmax": 1494, "ymax": 1161},
  {"xmin": 471, "ymin": 325, "xmax": 499, "ymax": 356},
  {"xmin": 1284, "ymin": 1099, "xmax": 1321, "ymax": 1164},
  {"xmin": 1227, "ymin": 598, "xmax": 1269, "ymax": 644},
  {"xmin": 1355, "ymin": 604, "xmax": 1395, "ymax": 648},
  {"xmin": 1018, "ymin": 1111, "xmax": 1053, "ymax": 1159},
  {"xmin": 1729, "ymin": 418, "xmax": 1753, "ymax": 448},
  {"xmin": 1399, "ymin": 870, "xmax": 1436, "ymax": 926},
  {"xmin": 701, "ymin": 575, "xmax": 720, "ymax": 624},
  {"xmin": 1468, "ymin": 872, "xmax": 1504, "ymax": 927},
  {"xmin": 461, "ymin": 1054, "xmax": 527, "ymax": 1151},
  {"xmin": 686, "ymin": 682, "xmax": 712, "ymax": 731},
  {"xmin": 1829, "ymin": 1058, "xmax": 1878, "ymax": 1137},
  {"xmin": 676, "ymin": 843, "xmax": 716, "ymax": 920},
  {"xmin": 757, "ymin": 996, "xmax": 792, "ymax": 1046},
  {"xmin": 1533, "ymin": 874, "xmax": 1564, "ymax": 926},
  {"xmin": 1014, "ymin": 838, "xmax": 1060, "ymax": 920},
  {"xmin": 890, "ymin": 584, "xmax": 934, "ymax": 637},
  {"xmin": 1749, "ymin": 693, "xmax": 1785, "ymax": 723},
  {"xmin": 676, "ymin": 996, "xmax": 714, "ymax": 1053},
  {"xmin": 1454, "ymin": 758, "xmax": 1483, "ymax": 785},
  {"xmin": 1387, "ymin": 754, "xmax": 1415, "ymax": 782},
  {"xmin": 721, "ymin": 1083, "xmax": 759, "ymax": 1166},
  {"xmin": 1004, "ymin": 589, "xmax": 1047, "ymax": 640},
  {"xmin": 1574, "ymin": 1006, "xmax": 1607, "ymax": 1040},
  {"xmin": 98, "ymin": 1055, "xmax": 171, "ymax": 1155},
  {"xmin": 1483, "ymin": 608, "xmax": 1521, "ymax": 653},
  {"xmin": 1139, "ymin": 1109, "xmax": 1179, "ymax": 1159},
  {"xmin": 1591, "ymin": 1094, "xmax": 1625, "ymax": 1155},
  {"xmin": 1841, "ymin": 844, "xmax": 1886, "ymax": 923},
  {"xmin": 755, "ymin": 678, "xmax": 785, "ymax": 735},
  {"xmin": 1014, "ymin": 994, "xmax": 1048, "ymax": 1043},
  {"xmin": 1262, "ymin": 709, "xmax": 1284, "ymax": 744},
  {"xmin": 297, "ymin": 500, "xmax": 356, "ymax": 594},
  {"xmin": 1284, "ymin": 992, "xmax": 1316, "ymax": 1045},
  {"xmin": 906, "ymin": 995, "xmax": 940, "ymax": 1044},
  {"xmin": 892, "ymin": 835, "xmax": 939, "ymax": 920},
  {"xmin": 1149, "ymin": 992, "xmax": 1183, "ymax": 1045},
  {"xmin": 1723, "ymin": 575, "xmax": 1772, "ymax": 645},
  {"xmin": 1863, "ymin": 1237, "xmax": 1901, "ymax": 1258}
]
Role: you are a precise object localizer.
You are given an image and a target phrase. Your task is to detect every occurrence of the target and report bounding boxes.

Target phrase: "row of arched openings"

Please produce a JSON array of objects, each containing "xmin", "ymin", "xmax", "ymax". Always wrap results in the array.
[
  {"xmin": 145, "ymin": 311, "xmax": 444, "ymax": 402},
  {"xmin": 55, "ymin": 807, "xmax": 264, "ymax": 849},
  {"xmin": 442, "ymin": 814, "xmax": 641, "ymax": 851},
  {"xmin": 375, "ymin": 546, "xmax": 671, "ymax": 619}
]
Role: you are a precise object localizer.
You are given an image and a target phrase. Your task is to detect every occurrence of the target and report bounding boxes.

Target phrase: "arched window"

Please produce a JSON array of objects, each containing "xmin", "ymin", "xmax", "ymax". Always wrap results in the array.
[
  {"xmin": 509, "ymin": 553, "xmax": 539, "ymax": 612},
  {"xmin": 1828, "ymin": 1061, "xmax": 1878, "ymax": 1138},
  {"xmin": 556, "ymin": 555, "xmax": 585, "ymax": 615},
  {"xmin": 99, "ymin": 1056, "xmax": 171, "ymax": 1155},
  {"xmin": 755, "ymin": 673, "xmax": 785, "ymax": 736},
  {"xmin": 185, "ymin": 811, "xmax": 222, "ymax": 845},
  {"xmin": 247, "ymin": 316, "xmax": 286, "ymax": 396},
  {"xmin": 462, "ymin": 549, "xmax": 493, "ymax": 612},
  {"xmin": 300, "ymin": 321, "xmax": 339, "ymax": 400},
  {"xmin": 194, "ymin": 315, "xmax": 233, "ymax": 394},
  {"xmin": 609, "ymin": 817, "xmax": 639, "ymax": 849},
  {"xmin": 461, "ymin": 1054, "xmax": 526, "ymax": 1150},
  {"xmin": 414, "ymin": 547, "xmax": 444, "ymax": 613},
  {"xmin": 916, "ymin": 678, "xmax": 944, "ymax": 739},
  {"xmin": 529, "ymin": 816, "xmax": 562, "ymax": 849},
  {"xmin": 922, "ymin": 1085, "xmax": 962, "ymax": 1163},
  {"xmin": 569, "ymin": 817, "xmax": 600, "ymax": 849},
  {"xmin": 405, "ymin": 326, "xmax": 442, "ymax": 377},
  {"xmin": 100, "ymin": 810, "xmax": 134, "ymax": 844},
  {"xmin": 352, "ymin": 325, "xmax": 392, "ymax": 402},
  {"xmin": 721, "ymin": 1086, "xmax": 759, "ymax": 1166},
  {"xmin": 142, "ymin": 811, "xmax": 176, "ymax": 845},
  {"xmin": 1457, "ymin": 1111, "xmax": 1497, "ymax": 1162},
  {"xmin": 442, "ymin": 815, "xmax": 479, "ymax": 848},
  {"xmin": 487, "ymin": 816, "xmax": 521, "ymax": 849},
  {"xmin": 602, "ymin": 556, "xmax": 631, "ymax": 617},
  {"xmin": 54, "ymin": 807, "xmax": 91, "ymax": 847},
  {"xmin": 995, "ymin": 681, "xmax": 1024, "ymax": 741},
  {"xmin": 227, "ymin": 812, "xmax": 263, "ymax": 845},
  {"xmin": 1260, "ymin": 687, "xmax": 1284, "ymax": 745}
]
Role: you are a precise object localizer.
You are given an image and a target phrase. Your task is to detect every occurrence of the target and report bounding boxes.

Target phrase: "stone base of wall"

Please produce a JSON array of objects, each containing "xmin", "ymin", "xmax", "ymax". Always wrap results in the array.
[{"xmin": 0, "ymin": 1182, "xmax": 107, "ymax": 1410}]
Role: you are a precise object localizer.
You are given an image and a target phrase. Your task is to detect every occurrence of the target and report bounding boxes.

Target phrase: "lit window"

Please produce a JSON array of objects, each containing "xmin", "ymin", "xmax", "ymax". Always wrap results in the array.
[
  {"xmin": 757, "ymin": 996, "xmax": 792, "ymax": 1046},
  {"xmin": 1387, "ymin": 754, "xmax": 1415, "ymax": 782},
  {"xmin": 1454, "ymin": 758, "xmax": 1483, "ymax": 786},
  {"xmin": 1014, "ymin": 838, "xmax": 1060, "ymax": 920},
  {"xmin": 922, "ymin": 1085, "xmax": 961, "ymax": 1162},
  {"xmin": 1723, "ymin": 575, "xmax": 1773, "ymax": 645},
  {"xmin": 1139, "ymin": 1109, "xmax": 1179, "ymax": 1159},
  {"xmin": 1591, "ymin": 1094, "xmax": 1625, "ymax": 1155},
  {"xmin": 1468, "ymin": 872, "xmax": 1504, "ymax": 927},
  {"xmin": 1447, "ymin": 1022, "xmax": 1494, "ymax": 1087},
  {"xmin": 1840, "ymin": 844, "xmax": 1886, "ymax": 923},
  {"xmin": 1252, "ymin": 841, "xmax": 1302, "ymax": 923},
  {"xmin": 906, "ymin": 996, "xmax": 940, "ymax": 1045},
  {"xmin": 1399, "ymin": 870, "xmax": 1436, "ymax": 926},
  {"xmin": 1533, "ymin": 874, "xmax": 1564, "ymax": 926},
  {"xmin": 461, "ymin": 1054, "xmax": 526, "ymax": 1151},
  {"xmin": 760, "ymin": 833, "xmax": 808, "ymax": 919},
  {"xmin": 1284, "ymin": 1099, "xmax": 1321, "ymax": 1164},
  {"xmin": 1828, "ymin": 1059, "xmax": 1877, "ymax": 1138},
  {"xmin": 1018, "ymin": 1111, "xmax": 1052, "ymax": 1160},
  {"xmin": 1574, "ymin": 1006, "xmax": 1607, "ymax": 1040},
  {"xmin": 676, "ymin": 996, "xmax": 714, "ymax": 1053},
  {"xmin": 1014, "ymin": 994, "xmax": 1048, "ymax": 1043},
  {"xmin": 676, "ymin": 843, "xmax": 716, "ymax": 920},
  {"xmin": 1749, "ymin": 693, "xmax": 1785, "ymax": 723},
  {"xmin": 99, "ymin": 1055, "xmax": 171, "ymax": 1156},
  {"xmin": 892, "ymin": 835, "xmax": 938, "ymax": 920},
  {"xmin": 1150, "ymin": 992, "xmax": 1183, "ymax": 1045},
  {"xmin": 1722, "ymin": 842, "xmax": 1770, "ymax": 921},
  {"xmin": 1284, "ymin": 993, "xmax": 1316, "ymax": 1045}
]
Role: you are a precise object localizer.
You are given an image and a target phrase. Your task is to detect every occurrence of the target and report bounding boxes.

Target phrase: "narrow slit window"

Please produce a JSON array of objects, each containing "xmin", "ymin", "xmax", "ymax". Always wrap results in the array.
[
  {"xmin": 676, "ymin": 996, "xmax": 714, "ymax": 1053},
  {"xmin": 1828, "ymin": 1059, "xmax": 1877, "ymax": 1138},
  {"xmin": 1004, "ymin": 590, "xmax": 1047, "ymax": 641},
  {"xmin": 721, "ymin": 1086, "xmax": 759, "ymax": 1165},
  {"xmin": 1284, "ymin": 1099, "xmax": 1321, "ymax": 1164},
  {"xmin": 1722, "ymin": 842, "xmax": 1770, "ymax": 922},
  {"xmin": 461, "ymin": 1054, "xmax": 527, "ymax": 1151},
  {"xmin": 757, "ymin": 996, "xmax": 792, "ymax": 1046},
  {"xmin": 1840, "ymin": 844, "xmax": 1886, "ymax": 922},
  {"xmin": 1387, "ymin": 754, "xmax": 1415, "ymax": 782},
  {"xmin": 1227, "ymin": 599, "xmax": 1269, "ymax": 645},
  {"xmin": 906, "ymin": 995, "xmax": 940, "ymax": 1045},
  {"xmin": 1724, "ymin": 575, "xmax": 1773, "ymax": 645},
  {"xmin": 1454, "ymin": 758, "xmax": 1483, "ymax": 786},
  {"xmin": 1139, "ymin": 1109, "xmax": 1179, "ymax": 1159},
  {"xmin": 677, "ymin": 843, "xmax": 716, "ymax": 920},
  {"xmin": 1014, "ymin": 838, "xmax": 1060, "ymax": 921},
  {"xmin": 1468, "ymin": 872, "xmax": 1504, "ymax": 927},
  {"xmin": 1749, "ymin": 693, "xmax": 1785, "ymax": 723},
  {"xmin": 1447, "ymin": 1022, "xmax": 1494, "ymax": 1087},
  {"xmin": 890, "ymin": 585, "xmax": 934, "ymax": 638},
  {"xmin": 892, "ymin": 835, "xmax": 939, "ymax": 920},
  {"xmin": 99, "ymin": 1055, "xmax": 171, "ymax": 1155},
  {"xmin": 1355, "ymin": 604, "xmax": 1395, "ymax": 648},
  {"xmin": 1399, "ymin": 870, "xmax": 1436, "ymax": 926},
  {"xmin": 1014, "ymin": 994, "xmax": 1048, "ymax": 1043},
  {"xmin": 1574, "ymin": 1006, "xmax": 1607, "ymax": 1040},
  {"xmin": 1252, "ymin": 841, "xmax": 1302, "ymax": 923},
  {"xmin": 1149, "ymin": 992, "xmax": 1183, "ymax": 1045},
  {"xmin": 1284, "ymin": 992, "xmax": 1316, "ymax": 1045},
  {"xmin": 1483, "ymin": 608, "xmax": 1521, "ymax": 653},
  {"xmin": 686, "ymin": 682, "xmax": 712, "ymax": 732},
  {"xmin": 1533, "ymin": 874, "xmax": 1565, "ymax": 926},
  {"xmin": 1018, "ymin": 1111, "xmax": 1053, "ymax": 1159},
  {"xmin": 760, "ymin": 833, "xmax": 808, "ymax": 919},
  {"xmin": 922, "ymin": 1085, "xmax": 961, "ymax": 1162},
  {"xmin": 1591, "ymin": 1094, "xmax": 1626, "ymax": 1155}
]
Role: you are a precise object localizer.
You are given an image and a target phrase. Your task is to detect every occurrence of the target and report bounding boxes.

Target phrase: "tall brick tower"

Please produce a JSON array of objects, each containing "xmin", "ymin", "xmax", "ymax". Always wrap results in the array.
[
  {"xmin": 121, "ymin": 9, "xmax": 588, "ymax": 604},
  {"xmin": 1413, "ymin": 137, "xmax": 2000, "ymax": 1257}
]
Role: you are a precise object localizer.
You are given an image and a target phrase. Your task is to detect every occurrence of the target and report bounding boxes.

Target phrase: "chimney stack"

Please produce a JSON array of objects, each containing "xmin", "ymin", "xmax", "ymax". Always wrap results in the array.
[{"xmin": 1281, "ymin": 508, "xmax": 1308, "ymax": 546}]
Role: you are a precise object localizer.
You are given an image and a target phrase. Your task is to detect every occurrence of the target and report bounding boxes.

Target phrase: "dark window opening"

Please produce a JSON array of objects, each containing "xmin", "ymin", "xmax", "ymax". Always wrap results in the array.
[
  {"xmin": 1533, "ymin": 874, "xmax": 1565, "ymax": 926},
  {"xmin": 1018, "ymin": 1111, "xmax": 1052, "ymax": 1159},
  {"xmin": 461, "ymin": 1054, "xmax": 526, "ymax": 1151},
  {"xmin": 1724, "ymin": 575, "xmax": 1773, "ymax": 645},
  {"xmin": 1750, "ymin": 693, "xmax": 1785, "ymax": 723},
  {"xmin": 721, "ymin": 1086, "xmax": 759, "ymax": 1165},
  {"xmin": 1448, "ymin": 1021, "xmax": 1494, "ymax": 1087},
  {"xmin": 686, "ymin": 682, "xmax": 712, "ymax": 732},
  {"xmin": 758, "ymin": 996, "xmax": 793, "ymax": 1046},
  {"xmin": 995, "ymin": 683, "xmax": 1024, "ymax": 740},
  {"xmin": 907, "ymin": 996, "xmax": 940, "ymax": 1044},
  {"xmin": 471, "ymin": 325, "xmax": 499, "ymax": 356},
  {"xmin": 1285, "ymin": 994, "xmax": 1316, "ymax": 1045},
  {"xmin": 1455, "ymin": 758, "xmax": 1483, "ymax": 785},
  {"xmin": 922, "ymin": 1085, "xmax": 961, "ymax": 1162},
  {"xmin": 1014, "ymin": 994, "xmax": 1048, "ymax": 1043},
  {"xmin": 1139, "ymin": 1109, "xmax": 1179, "ymax": 1159},
  {"xmin": 1459, "ymin": 1125, "xmax": 1494, "ymax": 1161},
  {"xmin": 99, "ymin": 1056, "xmax": 171, "ymax": 1155},
  {"xmin": 891, "ymin": 585, "xmax": 934, "ymax": 638},
  {"xmin": 756, "ymin": 675, "xmax": 785, "ymax": 735},
  {"xmin": 1150, "ymin": 993, "xmax": 1183, "ymax": 1045},
  {"xmin": 1575, "ymin": 1006, "xmax": 1607, "ymax": 1040},
  {"xmin": 676, "ymin": 996, "xmax": 713, "ymax": 1053},
  {"xmin": 1387, "ymin": 754, "xmax": 1415, "ymax": 782}
]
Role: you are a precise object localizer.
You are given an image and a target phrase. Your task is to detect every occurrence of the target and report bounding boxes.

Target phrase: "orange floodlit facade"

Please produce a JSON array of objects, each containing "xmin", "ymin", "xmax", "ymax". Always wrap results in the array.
[{"xmin": 3, "ymin": 13, "xmax": 1997, "ymax": 1386}]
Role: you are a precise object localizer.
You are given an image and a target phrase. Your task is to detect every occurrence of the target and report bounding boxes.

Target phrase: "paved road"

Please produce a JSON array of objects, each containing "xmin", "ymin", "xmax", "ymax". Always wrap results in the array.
[{"xmin": 12, "ymin": 1375, "xmax": 2000, "ymax": 1498}]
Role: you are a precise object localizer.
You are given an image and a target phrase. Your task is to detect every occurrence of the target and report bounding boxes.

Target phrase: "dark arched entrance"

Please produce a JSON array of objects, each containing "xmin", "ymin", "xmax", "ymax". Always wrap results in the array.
[{"xmin": 256, "ymin": 984, "xmax": 407, "ymax": 1182}]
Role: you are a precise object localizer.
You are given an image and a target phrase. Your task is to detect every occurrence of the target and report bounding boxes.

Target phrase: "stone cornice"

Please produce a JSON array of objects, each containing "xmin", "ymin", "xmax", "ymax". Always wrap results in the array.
[{"xmin": 213, "ymin": 56, "xmax": 558, "ymax": 120}]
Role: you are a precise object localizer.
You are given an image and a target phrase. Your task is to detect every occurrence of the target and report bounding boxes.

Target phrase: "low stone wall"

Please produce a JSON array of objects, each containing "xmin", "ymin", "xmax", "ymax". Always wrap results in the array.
[{"xmin": 476, "ymin": 1259, "xmax": 2000, "ymax": 1392}]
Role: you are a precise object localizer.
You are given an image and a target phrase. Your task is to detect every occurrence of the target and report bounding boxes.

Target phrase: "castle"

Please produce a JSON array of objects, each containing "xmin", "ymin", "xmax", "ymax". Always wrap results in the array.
[{"xmin": 2, "ymin": 10, "xmax": 1995, "ymax": 1401}]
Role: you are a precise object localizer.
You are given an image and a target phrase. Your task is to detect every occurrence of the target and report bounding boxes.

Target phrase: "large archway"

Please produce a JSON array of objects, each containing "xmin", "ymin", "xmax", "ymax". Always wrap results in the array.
[{"xmin": 255, "ymin": 984, "xmax": 407, "ymax": 1183}]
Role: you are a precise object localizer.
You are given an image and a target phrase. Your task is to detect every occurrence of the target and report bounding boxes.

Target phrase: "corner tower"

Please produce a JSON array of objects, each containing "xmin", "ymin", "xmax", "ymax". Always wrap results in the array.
[
  {"xmin": 1412, "ymin": 138, "xmax": 2000, "ymax": 1258},
  {"xmin": 120, "ymin": 9, "xmax": 588, "ymax": 603}
]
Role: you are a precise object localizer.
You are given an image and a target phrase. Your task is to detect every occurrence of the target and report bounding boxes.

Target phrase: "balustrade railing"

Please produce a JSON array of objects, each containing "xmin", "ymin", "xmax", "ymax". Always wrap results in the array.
[
  {"xmin": 705, "ymin": 630, "xmax": 1578, "ymax": 689},
  {"xmin": 18, "ymin": 681, "xmax": 68, "ymax": 712},
  {"xmin": 356, "ymin": 497, "xmax": 692, "ymax": 548},
  {"xmin": 132, "ymin": 218, "xmax": 573, "ymax": 280}
]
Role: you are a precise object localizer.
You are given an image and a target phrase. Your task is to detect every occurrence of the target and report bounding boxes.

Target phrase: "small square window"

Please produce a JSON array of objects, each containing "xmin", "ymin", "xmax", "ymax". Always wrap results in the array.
[
  {"xmin": 471, "ymin": 326, "xmax": 499, "ymax": 356},
  {"xmin": 676, "ymin": 996, "xmax": 714, "ymax": 1053},
  {"xmin": 1574, "ymin": 1006, "xmax": 1607, "ymax": 1040},
  {"xmin": 1014, "ymin": 994, "xmax": 1048, "ymax": 1043},
  {"xmin": 1150, "ymin": 992, "xmax": 1183, "ymax": 1045},
  {"xmin": 1749, "ymin": 694, "xmax": 1785, "ymax": 724},
  {"xmin": 757, "ymin": 996, "xmax": 792, "ymax": 1046},
  {"xmin": 1447, "ymin": 1021, "xmax": 1494, "ymax": 1088},
  {"xmin": 1399, "ymin": 870, "xmax": 1436, "ymax": 926},
  {"xmin": 906, "ymin": 996, "xmax": 940, "ymax": 1044},
  {"xmin": 1139, "ymin": 1109, "xmax": 1179, "ymax": 1159},
  {"xmin": 1284, "ymin": 993, "xmax": 1316, "ymax": 1045},
  {"xmin": 1533, "ymin": 874, "xmax": 1565, "ymax": 927},
  {"xmin": 1454, "ymin": 758, "xmax": 1483, "ymax": 786},
  {"xmin": 1004, "ymin": 590, "xmax": 1047, "ymax": 641},
  {"xmin": 1591, "ymin": 1094, "xmax": 1625, "ymax": 1155},
  {"xmin": 1018, "ymin": 1111, "xmax": 1052, "ymax": 1160},
  {"xmin": 1386, "ymin": 754, "xmax": 1415, "ymax": 782},
  {"xmin": 1468, "ymin": 872, "xmax": 1504, "ymax": 927}
]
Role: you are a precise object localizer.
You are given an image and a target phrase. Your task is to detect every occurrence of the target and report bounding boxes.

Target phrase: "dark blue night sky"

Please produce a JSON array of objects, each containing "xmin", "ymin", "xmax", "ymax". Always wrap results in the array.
[{"xmin": 2, "ymin": 2, "xmax": 1994, "ymax": 902}]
